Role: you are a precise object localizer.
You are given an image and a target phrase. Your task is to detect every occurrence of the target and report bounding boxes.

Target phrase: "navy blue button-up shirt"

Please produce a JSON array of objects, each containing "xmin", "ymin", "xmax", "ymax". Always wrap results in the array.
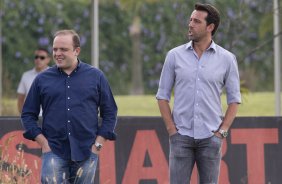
[{"xmin": 21, "ymin": 61, "xmax": 118, "ymax": 161}]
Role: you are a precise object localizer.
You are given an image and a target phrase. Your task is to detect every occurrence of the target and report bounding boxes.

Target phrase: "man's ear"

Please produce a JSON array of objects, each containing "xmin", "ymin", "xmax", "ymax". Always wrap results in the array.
[
  {"xmin": 75, "ymin": 47, "xmax": 81, "ymax": 56},
  {"xmin": 207, "ymin": 23, "xmax": 215, "ymax": 34}
]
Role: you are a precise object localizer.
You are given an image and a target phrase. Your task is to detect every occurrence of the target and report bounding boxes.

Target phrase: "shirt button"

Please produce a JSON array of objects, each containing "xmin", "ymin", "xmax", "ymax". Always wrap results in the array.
[
  {"xmin": 67, "ymin": 86, "xmax": 70, "ymax": 88},
  {"xmin": 69, "ymin": 133, "xmax": 71, "ymax": 135},
  {"xmin": 68, "ymin": 120, "xmax": 70, "ymax": 123},
  {"xmin": 196, "ymin": 103, "xmax": 199, "ymax": 106},
  {"xmin": 68, "ymin": 76, "xmax": 70, "ymax": 78},
  {"xmin": 68, "ymin": 108, "xmax": 70, "ymax": 111},
  {"xmin": 67, "ymin": 97, "xmax": 70, "ymax": 100},
  {"xmin": 197, "ymin": 78, "xmax": 200, "ymax": 80}
]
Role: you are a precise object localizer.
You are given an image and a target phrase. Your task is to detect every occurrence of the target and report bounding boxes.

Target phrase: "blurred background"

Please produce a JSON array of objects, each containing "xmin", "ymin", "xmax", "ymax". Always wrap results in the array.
[{"xmin": 0, "ymin": 0, "xmax": 280, "ymax": 116}]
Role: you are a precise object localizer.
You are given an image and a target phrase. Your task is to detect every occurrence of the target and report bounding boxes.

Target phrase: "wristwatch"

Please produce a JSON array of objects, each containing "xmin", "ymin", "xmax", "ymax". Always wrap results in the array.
[
  {"xmin": 218, "ymin": 129, "xmax": 228, "ymax": 138},
  {"xmin": 94, "ymin": 142, "xmax": 103, "ymax": 151}
]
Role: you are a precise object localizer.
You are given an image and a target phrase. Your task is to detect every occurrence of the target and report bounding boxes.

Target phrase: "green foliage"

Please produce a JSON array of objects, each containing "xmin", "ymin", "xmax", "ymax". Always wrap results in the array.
[
  {"xmin": 140, "ymin": 1, "xmax": 194, "ymax": 93},
  {"xmin": 0, "ymin": 0, "xmax": 278, "ymax": 96},
  {"xmin": 2, "ymin": 0, "xmax": 93, "ymax": 95},
  {"xmin": 259, "ymin": 13, "xmax": 273, "ymax": 39},
  {"xmin": 99, "ymin": 3, "xmax": 132, "ymax": 94},
  {"xmin": 214, "ymin": 0, "xmax": 274, "ymax": 91}
]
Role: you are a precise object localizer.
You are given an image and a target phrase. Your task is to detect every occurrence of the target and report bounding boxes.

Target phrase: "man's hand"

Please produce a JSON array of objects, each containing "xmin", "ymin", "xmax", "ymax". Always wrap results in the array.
[
  {"xmin": 167, "ymin": 125, "xmax": 178, "ymax": 137},
  {"xmin": 91, "ymin": 144, "xmax": 101, "ymax": 154},
  {"xmin": 35, "ymin": 134, "xmax": 51, "ymax": 153},
  {"xmin": 214, "ymin": 131, "xmax": 223, "ymax": 139},
  {"xmin": 92, "ymin": 135, "xmax": 106, "ymax": 154}
]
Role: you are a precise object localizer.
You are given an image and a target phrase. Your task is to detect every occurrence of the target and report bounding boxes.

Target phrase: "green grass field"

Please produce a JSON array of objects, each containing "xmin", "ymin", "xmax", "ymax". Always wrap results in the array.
[
  {"xmin": 1, "ymin": 92, "xmax": 278, "ymax": 116},
  {"xmin": 116, "ymin": 92, "xmax": 276, "ymax": 116}
]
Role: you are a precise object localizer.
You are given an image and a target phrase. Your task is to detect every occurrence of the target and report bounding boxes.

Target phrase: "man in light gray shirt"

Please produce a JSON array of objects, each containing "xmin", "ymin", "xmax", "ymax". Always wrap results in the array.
[
  {"xmin": 17, "ymin": 48, "xmax": 50, "ymax": 114},
  {"xmin": 156, "ymin": 3, "xmax": 241, "ymax": 184}
]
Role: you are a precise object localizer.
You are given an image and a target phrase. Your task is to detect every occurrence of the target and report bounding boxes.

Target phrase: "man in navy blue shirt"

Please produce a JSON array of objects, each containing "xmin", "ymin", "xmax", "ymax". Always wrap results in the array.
[{"xmin": 21, "ymin": 29, "xmax": 118, "ymax": 184}]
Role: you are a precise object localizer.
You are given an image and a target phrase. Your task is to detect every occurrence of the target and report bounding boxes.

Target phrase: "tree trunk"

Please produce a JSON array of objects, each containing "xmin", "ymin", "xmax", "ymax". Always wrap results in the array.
[{"xmin": 129, "ymin": 16, "xmax": 144, "ymax": 95}]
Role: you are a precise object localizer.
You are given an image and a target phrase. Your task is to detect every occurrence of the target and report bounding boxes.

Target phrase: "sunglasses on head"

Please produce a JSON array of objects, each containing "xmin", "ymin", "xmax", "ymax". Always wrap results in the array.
[{"xmin": 34, "ymin": 55, "xmax": 46, "ymax": 60}]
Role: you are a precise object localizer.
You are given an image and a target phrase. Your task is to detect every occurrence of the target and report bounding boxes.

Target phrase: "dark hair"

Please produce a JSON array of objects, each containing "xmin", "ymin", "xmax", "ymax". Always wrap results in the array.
[
  {"xmin": 195, "ymin": 3, "xmax": 220, "ymax": 36},
  {"xmin": 54, "ymin": 29, "xmax": 80, "ymax": 49},
  {"xmin": 37, "ymin": 48, "xmax": 50, "ymax": 56}
]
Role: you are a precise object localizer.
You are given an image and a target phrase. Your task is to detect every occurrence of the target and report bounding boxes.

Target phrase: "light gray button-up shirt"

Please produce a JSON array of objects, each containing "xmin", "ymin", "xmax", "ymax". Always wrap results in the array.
[{"xmin": 156, "ymin": 41, "xmax": 241, "ymax": 139}]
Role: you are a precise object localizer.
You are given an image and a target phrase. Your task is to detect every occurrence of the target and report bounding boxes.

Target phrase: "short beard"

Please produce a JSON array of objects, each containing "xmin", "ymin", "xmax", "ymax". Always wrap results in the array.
[{"xmin": 187, "ymin": 33, "xmax": 200, "ymax": 42}]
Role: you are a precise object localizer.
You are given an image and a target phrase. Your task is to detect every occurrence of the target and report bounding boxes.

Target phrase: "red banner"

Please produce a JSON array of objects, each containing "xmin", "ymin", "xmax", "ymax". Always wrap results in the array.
[{"xmin": 0, "ymin": 117, "xmax": 281, "ymax": 184}]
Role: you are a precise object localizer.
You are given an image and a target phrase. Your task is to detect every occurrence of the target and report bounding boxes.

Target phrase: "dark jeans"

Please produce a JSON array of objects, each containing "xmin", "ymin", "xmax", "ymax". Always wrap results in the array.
[
  {"xmin": 41, "ymin": 151, "xmax": 98, "ymax": 184},
  {"xmin": 169, "ymin": 133, "xmax": 222, "ymax": 184}
]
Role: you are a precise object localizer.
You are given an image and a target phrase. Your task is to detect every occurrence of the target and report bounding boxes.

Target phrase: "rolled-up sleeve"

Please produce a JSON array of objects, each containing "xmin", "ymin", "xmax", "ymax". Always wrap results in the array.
[
  {"xmin": 156, "ymin": 51, "xmax": 175, "ymax": 101},
  {"xmin": 225, "ymin": 54, "xmax": 241, "ymax": 104}
]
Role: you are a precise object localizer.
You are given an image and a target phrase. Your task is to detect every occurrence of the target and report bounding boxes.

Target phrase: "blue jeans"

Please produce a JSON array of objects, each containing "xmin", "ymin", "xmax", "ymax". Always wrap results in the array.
[
  {"xmin": 169, "ymin": 133, "xmax": 222, "ymax": 184},
  {"xmin": 41, "ymin": 151, "xmax": 98, "ymax": 184}
]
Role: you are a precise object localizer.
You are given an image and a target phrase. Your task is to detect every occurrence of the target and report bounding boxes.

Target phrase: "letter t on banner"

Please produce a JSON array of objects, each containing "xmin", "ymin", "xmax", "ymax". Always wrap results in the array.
[{"xmin": 231, "ymin": 128, "xmax": 279, "ymax": 184}]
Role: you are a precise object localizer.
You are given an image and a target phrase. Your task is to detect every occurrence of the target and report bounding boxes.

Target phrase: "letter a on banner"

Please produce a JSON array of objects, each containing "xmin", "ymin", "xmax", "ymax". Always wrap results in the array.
[{"xmin": 122, "ymin": 130, "xmax": 169, "ymax": 184}]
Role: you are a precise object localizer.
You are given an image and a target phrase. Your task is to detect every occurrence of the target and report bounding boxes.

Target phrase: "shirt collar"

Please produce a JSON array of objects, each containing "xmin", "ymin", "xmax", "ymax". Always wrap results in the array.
[
  {"xmin": 32, "ymin": 68, "xmax": 39, "ymax": 74},
  {"xmin": 57, "ymin": 59, "xmax": 81, "ymax": 73},
  {"xmin": 186, "ymin": 40, "xmax": 217, "ymax": 52}
]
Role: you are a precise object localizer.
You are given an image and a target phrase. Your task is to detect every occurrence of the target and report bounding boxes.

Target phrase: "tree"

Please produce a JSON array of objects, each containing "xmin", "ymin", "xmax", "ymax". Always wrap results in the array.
[
  {"xmin": 117, "ymin": 0, "xmax": 160, "ymax": 94},
  {"xmin": 0, "ymin": 0, "xmax": 278, "ymax": 97},
  {"xmin": 1, "ymin": 0, "xmax": 91, "ymax": 95}
]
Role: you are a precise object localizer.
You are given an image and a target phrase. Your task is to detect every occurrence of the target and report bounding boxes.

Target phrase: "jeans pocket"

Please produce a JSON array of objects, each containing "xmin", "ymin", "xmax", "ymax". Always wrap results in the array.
[
  {"xmin": 41, "ymin": 151, "xmax": 52, "ymax": 158},
  {"xmin": 169, "ymin": 132, "xmax": 178, "ymax": 139},
  {"xmin": 42, "ymin": 150, "xmax": 52, "ymax": 154},
  {"xmin": 90, "ymin": 152, "xmax": 99, "ymax": 159},
  {"xmin": 212, "ymin": 134, "xmax": 223, "ymax": 142}
]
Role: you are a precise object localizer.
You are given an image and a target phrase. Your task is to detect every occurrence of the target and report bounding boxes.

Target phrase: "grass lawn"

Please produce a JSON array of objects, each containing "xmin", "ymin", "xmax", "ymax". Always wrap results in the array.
[
  {"xmin": 1, "ymin": 92, "xmax": 278, "ymax": 116},
  {"xmin": 236, "ymin": 92, "xmax": 276, "ymax": 116},
  {"xmin": 117, "ymin": 92, "xmax": 276, "ymax": 116}
]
